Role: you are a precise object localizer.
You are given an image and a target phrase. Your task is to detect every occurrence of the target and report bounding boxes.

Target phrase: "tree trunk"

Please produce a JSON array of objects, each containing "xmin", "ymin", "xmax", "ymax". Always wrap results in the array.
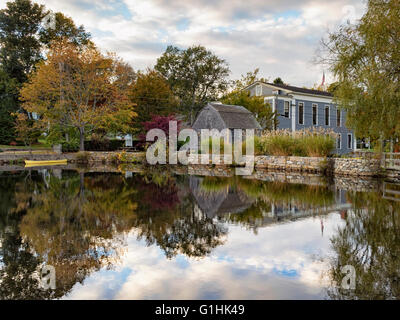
[{"xmin": 79, "ymin": 127, "xmax": 85, "ymax": 151}]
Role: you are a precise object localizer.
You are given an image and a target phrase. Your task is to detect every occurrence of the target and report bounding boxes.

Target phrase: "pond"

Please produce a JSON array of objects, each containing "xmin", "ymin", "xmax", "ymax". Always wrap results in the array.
[{"xmin": 0, "ymin": 167, "xmax": 399, "ymax": 300}]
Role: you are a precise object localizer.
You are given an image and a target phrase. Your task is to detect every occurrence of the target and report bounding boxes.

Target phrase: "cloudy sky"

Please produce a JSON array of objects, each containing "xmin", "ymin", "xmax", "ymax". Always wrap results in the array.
[
  {"xmin": 64, "ymin": 212, "xmax": 345, "ymax": 299},
  {"xmin": 2, "ymin": 0, "xmax": 367, "ymax": 87}
]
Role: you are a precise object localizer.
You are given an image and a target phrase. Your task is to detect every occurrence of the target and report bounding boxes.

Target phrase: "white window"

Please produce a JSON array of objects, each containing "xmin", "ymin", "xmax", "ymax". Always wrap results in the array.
[
  {"xmin": 256, "ymin": 84, "xmax": 262, "ymax": 96},
  {"xmin": 337, "ymin": 109, "xmax": 341, "ymax": 127},
  {"xmin": 325, "ymin": 105, "xmax": 330, "ymax": 126},
  {"xmin": 347, "ymin": 134, "xmax": 353, "ymax": 149},
  {"xmin": 298, "ymin": 102, "xmax": 304, "ymax": 125},
  {"xmin": 284, "ymin": 101, "xmax": 290, "ymax": 118},
  {"xmin": 312, "ymin": 104, "xmax": 318, "ymax": 125},
  {"xmin": 337, "ymin": 134, "xmax": 341, "ymax": 149}
]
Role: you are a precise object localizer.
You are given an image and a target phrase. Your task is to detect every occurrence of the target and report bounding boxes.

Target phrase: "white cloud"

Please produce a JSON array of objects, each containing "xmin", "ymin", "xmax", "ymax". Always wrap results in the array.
[
  {"xmin": 1, "ymin": 0, "xmax": 367, "ymax": 86},
  {"xmin": 64, "ymin": 213, "xmax": 345, "ymax": 300}
]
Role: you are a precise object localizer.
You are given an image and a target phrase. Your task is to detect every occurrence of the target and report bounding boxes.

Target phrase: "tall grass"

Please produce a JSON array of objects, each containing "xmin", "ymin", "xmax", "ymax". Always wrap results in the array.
[{"xmin": 250, "ymin": 128, "xmax": 337, "ymax": 157}]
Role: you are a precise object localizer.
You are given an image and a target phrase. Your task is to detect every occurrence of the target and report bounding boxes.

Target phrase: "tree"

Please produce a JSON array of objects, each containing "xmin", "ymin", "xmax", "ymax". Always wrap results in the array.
[
  {"xmin": 0, "ymin": 0, "xmax": 91, "ymax": 84},
  {"xmin": 222, "ymin": 69, "xmax": 276, "ymax": 130},
  {"xmin": 155, "ymin": 45, "xmax": 230, "ymax": 124},
  {"xmin": 230, "ymin": 68, "xmax": 268, "ymax": 90},
  {"xmin": 319, "ymin": 0, "xmax": 400, "ymax": 144},
  {"xmin": 221, "ymin": 91, "xmax": 275, "ymax": 130},
  {"xmin": 39, "ymin": 12, "xmax": 91, "ymax": 48},
  {"xmin": 12, "ymin": 113, "xmax": 42, "ymax": 151},
  {"xmin": 273, "ymin": 77, "xmax": 284, "ymax": 85},
  {"xmin": 20, "ymin": 40, "xmax": 136, "ymax": 151},
  {"xmin": 129, "ymin": 69, "xmax": 178, "ymax": 133},
  {"xmin": 0, "ymin": 0, "xmax": 92, "ymax": 145},
  {"xmin": 0, "ymin": 0, "xmax": 44, "ymax": 84},
  {"xmin": 0, "ymin": 68, "xmax": 18, "ymax": 144},
  {"xmin": 140, "ymin": 114, "xmax": 181, "ymax": 142}
]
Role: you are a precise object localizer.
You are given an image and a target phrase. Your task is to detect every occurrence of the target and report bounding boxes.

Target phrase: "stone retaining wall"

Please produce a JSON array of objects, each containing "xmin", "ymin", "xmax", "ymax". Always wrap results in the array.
[
  {"xmin": 64, "ymin": 151, "xmax": 146, "ymax": 164},
  {"xmin": 0, "ymin": 151, "xmax": 387, "ymax": 177}
]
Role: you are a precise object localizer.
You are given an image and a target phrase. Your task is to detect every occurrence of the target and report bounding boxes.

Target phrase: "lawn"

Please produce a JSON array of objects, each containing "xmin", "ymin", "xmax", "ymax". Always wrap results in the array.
[{"xmin": 0, "ymin": 140, "xmax": 52, "ymax": 151}]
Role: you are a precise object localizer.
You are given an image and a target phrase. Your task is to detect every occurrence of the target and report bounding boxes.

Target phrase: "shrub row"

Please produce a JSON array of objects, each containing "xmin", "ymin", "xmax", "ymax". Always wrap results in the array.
[{"xmin": 61, "ymin": 139, "xmax": 126, "ymax": 152}]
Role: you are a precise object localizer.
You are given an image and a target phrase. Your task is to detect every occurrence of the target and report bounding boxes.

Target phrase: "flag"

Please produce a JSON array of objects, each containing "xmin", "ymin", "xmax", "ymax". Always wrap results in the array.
[{"xmin": 320, "ymin": 71, "xmax": 325, "ymax": 87}]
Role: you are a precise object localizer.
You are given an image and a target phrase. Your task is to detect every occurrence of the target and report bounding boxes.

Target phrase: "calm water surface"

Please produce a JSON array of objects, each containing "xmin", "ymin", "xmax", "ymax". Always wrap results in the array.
[{"xmin": 0, "ymin": 167, "xmax": 399, "ymax": 300}]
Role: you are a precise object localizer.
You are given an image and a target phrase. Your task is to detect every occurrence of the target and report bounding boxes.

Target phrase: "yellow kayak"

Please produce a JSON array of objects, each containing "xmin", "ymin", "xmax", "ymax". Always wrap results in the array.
[{"xmin": 25, "ymin": 159, "xmax": 68, "ymax": 167}]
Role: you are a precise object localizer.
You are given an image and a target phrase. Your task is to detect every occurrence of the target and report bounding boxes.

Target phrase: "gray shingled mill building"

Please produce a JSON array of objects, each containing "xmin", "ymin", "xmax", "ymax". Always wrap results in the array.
[{"xmin": 192, "ymin": 103, "xmax": 262, "ymax": 137}]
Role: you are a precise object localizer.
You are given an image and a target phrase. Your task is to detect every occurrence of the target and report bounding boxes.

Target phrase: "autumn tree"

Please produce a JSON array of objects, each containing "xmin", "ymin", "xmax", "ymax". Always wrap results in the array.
[
  {"xmin": 12, "ymin": 113, "xmax": 42, "ymax": 151},
  {"xmin": 129, "ymin": 69, "xmax": 178, "ymax": 133},
  {"xmin": 319, "ymin": 0, "xmax": 400, "ymax": 145},
  {"xmin": 155, "ymin": 45, "xmax": 230, "ymax": 124},
  {"xmin": 0, "ymin": 0, "xmax": 91, "ymax": 144},
  {"xmin": 20, "ymin": 40, "xmax": 136, "ymax": 151}
]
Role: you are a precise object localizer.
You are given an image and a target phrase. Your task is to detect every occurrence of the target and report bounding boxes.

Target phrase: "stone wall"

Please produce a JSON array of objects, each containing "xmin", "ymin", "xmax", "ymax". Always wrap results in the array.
[
  {"xmin": 332, "ymin": 158, "xmax": 381, "ymax": 176},
  {"xmin": 0, "ymin": 150, "xmax": 387, "ymax": 177},
  {"xmin": 0, "ymin": 151, "xmax": 64, "ymax": 164},
  {"xmin": 187, "ymin": 154, "xmax": 382, "ymax": 177},
  {"xmin": 64, "ymin": 151, "xmax": 146, "ymax": 164}
]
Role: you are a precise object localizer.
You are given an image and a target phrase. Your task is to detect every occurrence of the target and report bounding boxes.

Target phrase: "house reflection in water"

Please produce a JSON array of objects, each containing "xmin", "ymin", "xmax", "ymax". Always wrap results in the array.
[
  {"xmin": 189, "ymin": 176, "xmax": 351, "ymax": 230},
  {"xmin": 189, "ymin": 176, "xmax": 254, "ymax": 219}
]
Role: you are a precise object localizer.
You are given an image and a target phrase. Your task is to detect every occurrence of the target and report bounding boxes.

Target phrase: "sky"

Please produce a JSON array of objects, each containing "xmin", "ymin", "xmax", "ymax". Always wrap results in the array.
[
  {"xmin": 64, "ymin": 212, "xmax": 345, "ymax": 299},
  {"xmin": 1, "ymin": 0, "xmax": 367, "ymax": 87}
]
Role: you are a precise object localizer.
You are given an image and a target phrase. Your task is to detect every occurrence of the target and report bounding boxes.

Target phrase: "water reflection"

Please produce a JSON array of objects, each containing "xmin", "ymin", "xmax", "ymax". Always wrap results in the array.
[
  {"xmin": 328, "ymin": 190, "xmax": 400, "ymax": 300},
  {"xmin": 0, "ymin": 168, "xmax": 399, "ymax": 299}
]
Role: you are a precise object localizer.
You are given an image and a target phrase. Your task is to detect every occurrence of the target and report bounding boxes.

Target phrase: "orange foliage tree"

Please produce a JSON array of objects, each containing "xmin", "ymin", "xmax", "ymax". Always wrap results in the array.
[{"xmin": 20, "ymin": 39, "xmax": 137, "ymax": 151}]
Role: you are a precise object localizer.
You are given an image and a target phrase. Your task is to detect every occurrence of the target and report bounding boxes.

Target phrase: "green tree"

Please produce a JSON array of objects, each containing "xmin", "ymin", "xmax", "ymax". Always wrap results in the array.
[
  {"xmin": 230, "ymin": 68, "xmax": 268, "ymax": 90},
  {"xmin": 129, "ymin": 69, "xmax": 178, "ymax": 133},
  {"xmin": 155, "ymin": 45, "xmax": 230, "ymax": 124},
  {"xmin": 0, "ymin": 68, "xmax": 18, "ymax": 144},
  {"xmin": 273, "ymin": 77, "xmax": 284, "ymax": 85},
  {"xmin": 320, "ymin": 0, "xmax": 400, "ymax": 145},
  {"xmin": 0, "ymin": 0, "xmax": 91, "ymax": 84},
  {"xmin": 221, "ymin": 90, "xmax": 275, "ymax": 130},
  {"xmin": 39, "ymin": 12, "xmax": 91, "ymax": 48},
  {"xmin": 0, "ymin": 0, "xmax": 44, "ymax": 84},
  {"xmin": 223, "ymin": 69, "xmax": 275, "ymax": 130}
]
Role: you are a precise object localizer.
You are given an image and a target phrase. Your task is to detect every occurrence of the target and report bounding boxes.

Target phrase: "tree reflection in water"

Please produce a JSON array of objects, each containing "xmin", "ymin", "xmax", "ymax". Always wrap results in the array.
[
  {"xmin": 1, "ymin": 168, "xmax": 399, "ymax": 300},
  {"xmin": 0, "ymin": 169, "xmax": 228, "ymax": 299},
  {"xmin": 327, "ymin": 191, "xmax": 400, "ymax": 300}
]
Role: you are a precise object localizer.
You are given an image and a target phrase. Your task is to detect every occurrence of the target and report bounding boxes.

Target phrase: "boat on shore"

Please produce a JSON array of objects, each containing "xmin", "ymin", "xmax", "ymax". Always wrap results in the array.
[{"xmin": 25, "ymin": 159, "xmax": 68, "ymax": 167}]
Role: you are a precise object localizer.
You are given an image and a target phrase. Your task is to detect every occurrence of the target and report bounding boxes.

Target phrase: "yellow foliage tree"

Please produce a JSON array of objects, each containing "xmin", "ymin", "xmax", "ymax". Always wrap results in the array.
[{"xmin": 20, "ymin": 39, "xmax": 137, "ymax": 151}]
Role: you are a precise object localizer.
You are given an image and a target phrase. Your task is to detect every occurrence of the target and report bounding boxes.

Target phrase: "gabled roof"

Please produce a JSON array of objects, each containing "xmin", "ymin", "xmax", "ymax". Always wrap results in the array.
[
  {"xmin": 245, "ymin": 81, "xmax": 333, "ymax": 98},
  {"xmin": 207, "ymin": 103, "xmax": 262, "ymax": 130},
  {"xmin": 265, "ymin": 82, "xmax": 333, "ymax": 97}
]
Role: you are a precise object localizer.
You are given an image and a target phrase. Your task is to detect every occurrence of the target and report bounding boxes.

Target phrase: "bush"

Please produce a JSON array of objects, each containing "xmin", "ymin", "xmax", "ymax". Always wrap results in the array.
[
  {"xmin": 84, "ymin": 138, "xmax": 125, "ymax": 151},
  {"xmin": 61, "ymin": 139, "xmax": 79, "ymax": 152}
]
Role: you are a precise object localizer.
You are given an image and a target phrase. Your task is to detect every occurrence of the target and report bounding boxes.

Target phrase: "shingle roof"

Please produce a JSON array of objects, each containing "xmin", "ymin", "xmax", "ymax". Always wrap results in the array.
[
  {"xmin": 208, "ymin": 103, "xmax": 262, "ymax": 130},
  {"xmin": 264, "ymin": 82, "xmax": 333, "ymax": 97}
]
